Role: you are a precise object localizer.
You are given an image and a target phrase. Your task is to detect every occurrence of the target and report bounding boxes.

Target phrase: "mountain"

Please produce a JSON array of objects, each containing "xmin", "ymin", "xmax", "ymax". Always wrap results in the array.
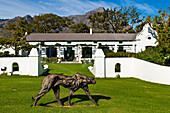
[
  {"xmin": 0, "ymin": 7, "xmax": 131, "ymax": 35},
  {"xmin": 0, "ymin": 15, "xmax": 32, "ymax": 28},
  {"xmin": 0, "ymin": 29, "xmax": 12, "ymax": 38},
  {"xmin": 68, "ymin": 7, "xmax": 105, "ymax": 25},
  {"xmin": 0, "ymin": 7, "xmax": 104, "ymax": 29}
]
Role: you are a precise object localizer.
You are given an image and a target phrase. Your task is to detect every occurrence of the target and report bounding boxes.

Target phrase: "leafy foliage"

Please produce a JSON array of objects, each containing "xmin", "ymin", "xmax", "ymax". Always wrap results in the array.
[
  {"xmin": 1, "ymin": 19, "xmax": 33, "ymax": 55},
  {"xmin": 105, "ymin": 52, "xmax": 136, "ymax": 58},
  {"xmin": 136, "ymin": 47, "xmax": 165, "ymax": 65},
  {"xmin": 0, "ymin": 51, "xmax": 25, "ymax": 57},
  {"xmin": 152, "ymin": 8, "xmax": 170, "ymax": 57},
  {"xmin": 105, "ymin": 47, "xmax": 169, "ymax": 66},
  {"xmin": 88, "ymin": 6, "xmax": 144, "ymax": 33},
  {"xmin": 134, "ymin": 15, "xmax": 152, "ymax": 32},
  {"xmin": 70, "ymin": 22, "xmax": 90, "ymax": 33},
  {"xmin": 30, "ymin": 13, "xmax": 74, "ymax": 33}
]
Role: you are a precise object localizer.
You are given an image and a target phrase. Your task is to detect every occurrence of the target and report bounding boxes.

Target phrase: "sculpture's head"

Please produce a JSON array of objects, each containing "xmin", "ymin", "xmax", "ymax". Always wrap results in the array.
[
  {"xmin": 87, "ymin": 77, "xmax": 96, "ymax": 85},
  {"xmin": 74, "ymin": 73, "xmax": 96, "ymax": 85}
]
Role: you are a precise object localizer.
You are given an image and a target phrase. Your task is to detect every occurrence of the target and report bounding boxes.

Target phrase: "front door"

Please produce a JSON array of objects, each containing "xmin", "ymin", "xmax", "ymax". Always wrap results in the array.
[{"xmin": 64, "ymin": 47, "xmax": 74, "ymax": 61}]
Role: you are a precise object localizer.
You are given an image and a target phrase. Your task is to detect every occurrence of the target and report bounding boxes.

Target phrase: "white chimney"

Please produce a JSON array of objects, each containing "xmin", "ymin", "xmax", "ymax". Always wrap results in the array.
[{"xmin": 90, "ymin": 28, "xmax": 93, "ymax": 35}]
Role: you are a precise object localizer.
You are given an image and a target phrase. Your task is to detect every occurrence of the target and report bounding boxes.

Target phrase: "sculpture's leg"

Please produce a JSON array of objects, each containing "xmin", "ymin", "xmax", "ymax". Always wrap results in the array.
[
  {"xmin": 52, "ymin": 86, "xmax": 63, "ymax": 106},
  {"xmin": 68, "ymin": 90, "xmax": 74, "ymax": 106},
  {"xmin": 33, "ymin": 88, "xmax": 50, "ymax": 106},
  {"xmin": 33, "ymin": 77, "xmax": 54, "ymax": 107},
  {"xmin": 82, "ymin": 86, "xmax": 99, "ymax": 106}
]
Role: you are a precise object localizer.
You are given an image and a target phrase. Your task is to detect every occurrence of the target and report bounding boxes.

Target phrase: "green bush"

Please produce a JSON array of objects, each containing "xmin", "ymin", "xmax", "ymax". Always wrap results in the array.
[
  {"xmin": 40, "ymin": 57, "xmax": 58, "ymax": 63},
  {"xmin": 105, "ymin": 52, "xmax": 135, "ymax": 58},
  {"xmin": 136, "ymin": 48, "xmax": 165, "ymax": 65},
  {"xmin": 0, "ymin": 51, "xmax": 25, "ymax": 57},
  {"xmin": 104, "ymin": 47, "xmax": 169, "ymax": 66},
  {"xmin": 164, "ymin": 55, "xmax": 170, "ymax": 66},
  {"xmin": 81, "ymin": 59, "xmax": 94, "ymax": 64}
]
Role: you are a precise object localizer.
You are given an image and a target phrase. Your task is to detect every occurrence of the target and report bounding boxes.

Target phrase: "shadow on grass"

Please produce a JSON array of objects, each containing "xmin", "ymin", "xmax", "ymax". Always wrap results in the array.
[{"xmin": 38, "ymin": 94, "xmax": 111, "ymax": 107}]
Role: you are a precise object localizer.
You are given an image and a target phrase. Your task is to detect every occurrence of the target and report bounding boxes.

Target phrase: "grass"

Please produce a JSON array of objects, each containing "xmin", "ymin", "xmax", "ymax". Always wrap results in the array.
[
  {"xmin": 45, "ymin": 63, "xmax": 94, "ymax": 77},
  {"xmin": 1, "ymin": 63, "xmax": 170, "ymax": 113}
]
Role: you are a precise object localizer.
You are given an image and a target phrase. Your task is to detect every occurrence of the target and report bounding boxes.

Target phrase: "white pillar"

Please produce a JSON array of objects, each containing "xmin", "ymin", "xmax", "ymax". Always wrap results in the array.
[
  {"xmin": 78, "ymin": 45, "xmax": 82, "ymax": 63},
  {"xmin": 93, "ymin": 49, "xmax": 105, "ymax": 77},
  {"xmin": 57, "ymin": 46, "xmax": 61, "ymax": 58},
  {"xmin": 28, "ymin": 48, "xmax": 46, "ymax": 76},
  {"xmin": 114, "ymin": 44, "xmax": 117, "ymax": 52}
]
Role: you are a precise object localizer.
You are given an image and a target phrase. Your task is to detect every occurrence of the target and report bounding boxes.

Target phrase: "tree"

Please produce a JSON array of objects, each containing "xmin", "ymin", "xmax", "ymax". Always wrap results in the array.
[
  {"xmin": 70, "ymin": 22, "xmax": 90, "ymax": 33},
  {"xmin": 31, "ymin": 13, "xmax": 74, "ymax": 33},
  {"xmin": 1, "ymin": 19, "xmax": 33, "ymax": 56},
  {"xmin": 152, "ymin": 7, "xmax": 170, "ymax": 57},
  {"xmin": 88, "ymin": 6, "xmax": 144, "ymax": 33},
  {"xmin": 134, "ymin": 15, "xmax": 152, "ymax": 32},
  {"xmin": 135, "ymin": 7, "xmax": 170, "ymax": 65}
]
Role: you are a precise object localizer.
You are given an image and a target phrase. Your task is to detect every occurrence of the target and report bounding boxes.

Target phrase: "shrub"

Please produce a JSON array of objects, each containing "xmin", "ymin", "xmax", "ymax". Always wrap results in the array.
[
  {"xmin": 105, "ymin": 52, "xmax": 135, "ymax": 58},
  {"xmin": 81, "ymin": 59, "xmax": 94, "ymax": 64},
  {"xmin": 40, "ymin": 57, "xmax": 58, "ymax": 63},
  {"xmin": 116, "ymin": 74, "xmax": 120, "ymax": 78},
  {"xmin": 0, "ymin": 51, "xmax": 25, "ymax": 57},
  {"xmin": 104, "ymin": 47, "xmax": 169, "ymax": 66}
]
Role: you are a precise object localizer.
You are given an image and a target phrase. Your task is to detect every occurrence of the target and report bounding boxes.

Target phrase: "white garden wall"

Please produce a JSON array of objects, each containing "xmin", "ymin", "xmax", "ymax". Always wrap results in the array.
[
  {"xmin": 0, "ymin": 48, "xmax": 46, "ymax": 76},
  {"xmin": 91, "ymin": 49, "xmax": 170, "ymax": 85}
]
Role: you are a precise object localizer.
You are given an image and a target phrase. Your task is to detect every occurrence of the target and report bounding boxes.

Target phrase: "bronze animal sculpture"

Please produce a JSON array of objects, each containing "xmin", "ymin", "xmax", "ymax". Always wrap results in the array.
[{"xmin": 32, "ymin": 73, "xmax": 98, "ymax": 106}]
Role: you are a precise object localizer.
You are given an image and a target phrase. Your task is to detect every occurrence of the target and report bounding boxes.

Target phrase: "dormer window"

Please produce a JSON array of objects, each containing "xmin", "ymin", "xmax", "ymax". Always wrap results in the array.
[
  {"xmin": 119, "ymin": 41, "xmax": 123, "ymax": 44},
  {"xmin": 148, "ymin": 37, "xmax": 151, "ymax": 40},
  {"xmin": 94, "ymin": 41, "xmax": 97, "ymax": 44}
]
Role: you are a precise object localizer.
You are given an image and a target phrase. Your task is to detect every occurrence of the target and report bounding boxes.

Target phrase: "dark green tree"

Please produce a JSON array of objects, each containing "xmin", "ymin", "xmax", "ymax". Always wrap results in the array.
[
  {"xmin": 31, "ymin": 13, "xmax": 74, "ymax": 33},
  {"xmin": 1, "ymin": 19, "xmax": 33, "ymax": 56},
  {"xmin": 152, "ymin": 7, "xmax": 170, "ymax": 57},
  {"xmin": 134, "ymin": 15, "xmax": 152, "ymax": 32},
  {"xmin": 70, "ymin": 22, "xmax": 90, "ymax": 33},
  {"xmin": 88, "ymin": 6, "xmax": 144, "ymax": 33}
]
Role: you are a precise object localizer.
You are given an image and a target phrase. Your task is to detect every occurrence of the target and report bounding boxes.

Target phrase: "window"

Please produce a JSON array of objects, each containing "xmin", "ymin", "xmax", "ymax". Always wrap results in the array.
[
  {"xmin": 119, "ymin": 41, "xmax": 123, "ymax": 44},
  {"xmin": 117, "ymin": 46, "xmax": 126, "ymax": 52},
  {"xmin": 94, "ymin": 41, "xmax": 97, "ymax": 44},
  {"xmin": 82, "ymin": 47, "xmax": 92, "ymax": 58},
  {"xmin": 148, "ymin": 37, "xmax": 151, "ymax": 40},
  {"xmin": 12, "ymin": 63, "xmax": 19, "ymax": 72},
  {"xmin": 115, "ymin": 63, "xmax": 121, "ymax": 72}
]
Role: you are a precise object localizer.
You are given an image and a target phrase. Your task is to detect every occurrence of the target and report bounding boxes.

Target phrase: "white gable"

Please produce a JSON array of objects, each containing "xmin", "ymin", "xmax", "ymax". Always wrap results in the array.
[{"xmin": 135, "ymin": 23, "xmax": 158, "ymax": 52}]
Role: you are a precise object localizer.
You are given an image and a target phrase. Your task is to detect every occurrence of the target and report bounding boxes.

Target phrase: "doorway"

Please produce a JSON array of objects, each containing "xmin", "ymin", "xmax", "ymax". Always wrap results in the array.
[{"xmin": 64, "ymin": 47, "xmax": 75, "ymax": 61}]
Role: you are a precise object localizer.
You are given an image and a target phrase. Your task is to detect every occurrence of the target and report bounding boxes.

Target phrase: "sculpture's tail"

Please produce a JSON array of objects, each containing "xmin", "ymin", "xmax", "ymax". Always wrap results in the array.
[{"xmin": 31, "ymin": 97, "xmax": 35, "ymax": 102}]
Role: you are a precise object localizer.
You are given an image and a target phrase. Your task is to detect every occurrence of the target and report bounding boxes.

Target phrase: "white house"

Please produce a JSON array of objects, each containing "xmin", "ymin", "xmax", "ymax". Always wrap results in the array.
[{"xmin": 1, "ymin": 24, "xmax": 158, "ymax": 62}]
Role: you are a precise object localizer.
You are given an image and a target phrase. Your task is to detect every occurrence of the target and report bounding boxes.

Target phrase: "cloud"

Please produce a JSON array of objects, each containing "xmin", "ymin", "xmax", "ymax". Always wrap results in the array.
[
  {"xmin": 39, "ymin": 0, "xmax": 119, "ymax": 16},
  {"xmin": 0, "ymin": 0, "xmax": 46, "ymax": 18},
  {"xmin": 0, "ymin": 0, "xmax": 159, "ymax": 19},
  {"xmin": 134, "ymin": 3, "xmax": 157, "ymax": 14},
  {"xmin": 0, "ymin": 0, "xmax": 119, "ymax": 19},
  {"xmin": 121, "ymin": 0, "xmax": 158, "ymax": 15}
]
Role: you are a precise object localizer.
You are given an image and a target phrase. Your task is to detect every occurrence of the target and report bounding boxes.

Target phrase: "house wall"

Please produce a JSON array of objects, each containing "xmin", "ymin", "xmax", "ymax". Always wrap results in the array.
[{"xmin": 91, "ymin": 49, "xmax": 170, "ymax": 85}]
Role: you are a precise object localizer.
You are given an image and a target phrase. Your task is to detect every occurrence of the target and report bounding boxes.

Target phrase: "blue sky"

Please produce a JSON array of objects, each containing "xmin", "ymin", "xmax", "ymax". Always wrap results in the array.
[{"xmin": 0, "ymin": 0, "xmax": 169, "ymax": 19}]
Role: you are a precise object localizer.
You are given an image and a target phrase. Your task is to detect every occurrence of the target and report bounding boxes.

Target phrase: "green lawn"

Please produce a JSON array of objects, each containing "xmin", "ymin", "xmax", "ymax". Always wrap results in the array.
[
  {"xmin": 46, "ymin": 63, "xmax": 94, "ymax": 77},
  {"xmin": 1, "ymin": 63, "xmax": 170, "ymax": 113}
]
